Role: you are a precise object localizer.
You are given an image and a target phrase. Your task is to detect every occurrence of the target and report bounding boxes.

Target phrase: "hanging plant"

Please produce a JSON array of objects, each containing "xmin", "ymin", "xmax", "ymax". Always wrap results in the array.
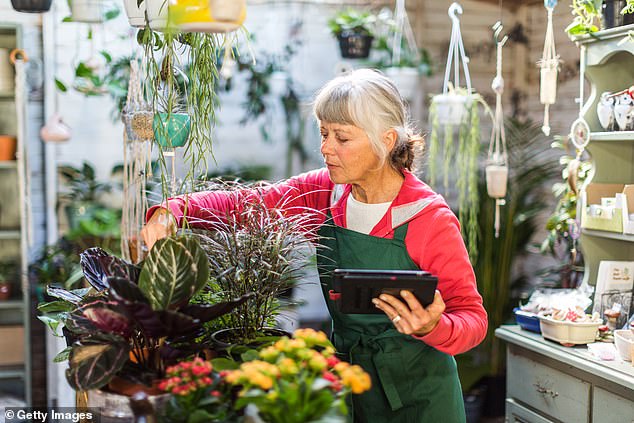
[
  {"xmin": 427, "ymin": 3, "xmax": 491, "ymax": 261},
  {"xmin": 565, "ymin": 0, "xmax": 602, "ymax": 35},
  {"xmin": 10, "ymin": 0, "xmax": 52, "ymax": 13}
]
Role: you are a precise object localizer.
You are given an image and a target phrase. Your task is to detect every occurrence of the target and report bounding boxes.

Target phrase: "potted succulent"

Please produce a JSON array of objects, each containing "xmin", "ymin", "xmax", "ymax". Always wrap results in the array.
[
  {"xmin": 190, "ymin": 185, "xmax": 320, "ymax": 351},
  {"xmin": 10, "ymin": 0, "xmax": 52, "ymax": 13},
  {"xmin": 38, "ymin": 236, "xmax": 253, "ymax": 416},
  {"xmin": 327, "ymin": 8, "xmax": 376, "ymax": 59}
]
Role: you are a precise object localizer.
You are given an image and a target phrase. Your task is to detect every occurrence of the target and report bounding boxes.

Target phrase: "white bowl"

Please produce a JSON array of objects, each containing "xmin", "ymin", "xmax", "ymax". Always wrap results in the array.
[
  {"xmin": 614, "ymin": 329, "xmax": 634, "ymax": 361},
  {"xmin": 538, "ymin": 316, "xmax": 601, "ymax": 345}
]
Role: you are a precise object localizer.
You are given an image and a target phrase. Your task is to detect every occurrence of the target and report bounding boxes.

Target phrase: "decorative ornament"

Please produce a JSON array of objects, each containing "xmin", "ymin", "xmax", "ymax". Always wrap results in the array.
[
  {"xmin": 538, "ymin": 0, "xmax": 559, "ymax": 136},
  {"xmin": 567, "ymin": 45, "xmax": 590, "ymax": 195},
  {"xmin": 486, "ymin": 22, "xmax": 509, "ymax": 238}
]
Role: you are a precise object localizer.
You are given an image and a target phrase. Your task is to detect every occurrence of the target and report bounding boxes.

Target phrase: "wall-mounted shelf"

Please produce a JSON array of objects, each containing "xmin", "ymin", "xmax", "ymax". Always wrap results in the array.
[
  {"xmin": 0, "ymin": 367, "xmax": 25, "ymax": 379},
  {"xmin": 590, "ymin": 131, "xmax": 634, "ymax": 142},
  {"xmin": 582, "ymin": 228, "xmax": 634, "ymax": 243},
  {"xmin": 0, "ymin": 230, "xmax": 20, "ymax": 240},
  {"xmin": 0, "ymin": 300, "xmax": 23, "ymax": 310},
  {"xmin": 0, "ymin": 161, "xmax": 17, "ymax": 169}
]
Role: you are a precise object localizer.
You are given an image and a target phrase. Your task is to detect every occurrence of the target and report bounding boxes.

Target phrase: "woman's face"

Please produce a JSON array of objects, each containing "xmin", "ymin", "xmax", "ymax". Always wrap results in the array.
[{"xmin": 319, "ymin": 121, "xmax": 382, "ymax": 185}]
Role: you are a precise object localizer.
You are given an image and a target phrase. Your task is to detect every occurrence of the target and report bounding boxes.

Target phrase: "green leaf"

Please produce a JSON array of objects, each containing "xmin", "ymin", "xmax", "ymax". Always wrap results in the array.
[
  {"xmin": 210, "ymin": 357, "xmax": 239, "ymax": 370},
  {"xmin": 53, "ymin": 347, "xmax": 72, "ymax": 363},
  {"xmin": 188, "ymin": 410, "xmax": 217, "ymax": 423},
  {"xmin": 66, "ymin": 337, "xmax": 129, "ymax": 390},
  {"xmin": 55, "ymin": 78, "xmax": 68, "ymax": 92},
  {"xmin": 138, "ymin": 236, "xmax": 209, "ymax": 310},
  {"xmin": 75, "ymin": 63, "xmax": 94, "ymax": 78},
  {"xmin": 37, "ymin": 315, "xmax": 63, "ymax": 336}
]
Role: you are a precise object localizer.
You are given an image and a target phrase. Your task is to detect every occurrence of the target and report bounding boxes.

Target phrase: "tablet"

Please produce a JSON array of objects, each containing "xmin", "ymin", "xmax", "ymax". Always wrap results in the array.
[{"xmin": 330, "ymin": 269, "xmax": 438, "ymax": 314}]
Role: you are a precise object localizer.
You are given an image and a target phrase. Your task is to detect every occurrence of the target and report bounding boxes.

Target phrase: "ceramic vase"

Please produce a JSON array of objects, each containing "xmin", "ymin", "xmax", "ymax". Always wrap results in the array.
[
  {"xmin": 385, "ymin": 67, "xmax": 420, "ymax": 101},
  {"xmin": 152, "ymin": 113, "xmax": 191, "ymax": 148},
  {"xmin": 123, "ymin": 0, "xmax": 146, "ymax": 27},
  {"xmin": 539, "ymin": 65, "xmax": 557, "ymax": 105},
  {"xmin": 40, "ymin": 113, "xmax": 72, "ymax": 143},
  {"xmin": 433, "ymin": 93, "xmax": 470, "ymax": 126},
  {"xmin": 596, "ymin": 92, "xmax": 615, "ymax": 131},
  {"xmin": 485, "ymin": 164, "xmax": 508, "ymax": 199}
]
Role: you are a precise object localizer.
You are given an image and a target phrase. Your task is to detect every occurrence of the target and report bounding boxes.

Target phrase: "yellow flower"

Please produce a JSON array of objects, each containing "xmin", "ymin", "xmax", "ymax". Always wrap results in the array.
[
  {"xmin": 334, "ymin": 362, "xmax": 350, "ymax": 372},
  {"xmin": 278, "ymin": 357, "xmax": 299, "ymax": 376},
  {"xmin": 293, "ymin": 328, "xmax": 331, "ymax": 348},
  {"xmin": 308, "ymin": 351, "xmax": 328, "ymax": 372},
  {"xmin": 259, "ymin": 346, "xmax": 280, "ymax": 362},
  {"xmin": 339, "ymin": 365, "xmax": 372, "ymax": 394}
]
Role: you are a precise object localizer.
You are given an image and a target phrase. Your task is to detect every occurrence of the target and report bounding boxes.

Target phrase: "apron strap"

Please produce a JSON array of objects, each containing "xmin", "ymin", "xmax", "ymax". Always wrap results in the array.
[{"xmin": 393, "ymin": 223, "xmax": 409, "ymax": 242}]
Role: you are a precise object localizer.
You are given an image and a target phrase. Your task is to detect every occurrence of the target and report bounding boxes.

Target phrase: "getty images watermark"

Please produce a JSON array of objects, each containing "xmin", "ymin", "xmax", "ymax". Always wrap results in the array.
[{"xmin": 3, "ymin": 407, "xmax": 101, "ymax": 422}]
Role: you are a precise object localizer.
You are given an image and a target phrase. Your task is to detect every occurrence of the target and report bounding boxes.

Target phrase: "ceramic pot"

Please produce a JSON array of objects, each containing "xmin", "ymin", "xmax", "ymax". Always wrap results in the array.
[
  {"xmin": 71, "ymin": 0, "xmax": 107, "ymax": 23},
  {"xmin": 0, "ymin": 136, "xmax": 17, "ymax": 161},
  {"xmin": 485, "ymin": 164, "xmax": 508, "ymax": 199},
  {"xmin": 540, "ymin": 65, "xmax": 557, "ymax": 105},
  {"xmin": 0, "ymin": 49, "xmax": 14, "ymax": 94},
  {"xmin": 596, "ymin": 92, "xmax": 615, "ymax": 131},
  {"xmin": 123, "ymin": 0, "xmax": 146, "ymax": 27},
  {"xmin": 385, "ymin": 67, "xmax": 420, "ymax": 100},
  {"xmin": 40, "ymin": 113, "xmax": 72, "ymax": 143},
  {"xmin": 86, "ymin": 385, "xmax": 168, "ymax": 423},
  {"xmin": 172, "ymin": 0, "xmax": 246, "ymax": 33},
  {"xmin": 146, "ymin": 0, "xmax": 169, "ymax": 31},
  {"xmin": 10, "ymin": 0, "xmax": 52, "ymax": 13},
  {"xmin": 337, "ymin": 31, "xmax": 373, "ymax": 59},
  {"xmin": 0, "ymin": 282, "xmax": 11, "ymax": 301},
  {"xmin": 614, "ymin": 103, "xmax": 634, "ymax": 130},
  {"xmin": 433, "ymin": 93, "xmax": 471, "ymax": 126},
  {"xmin": 152, "ymin": 113, "xmax": 191, "ymax": 148}
]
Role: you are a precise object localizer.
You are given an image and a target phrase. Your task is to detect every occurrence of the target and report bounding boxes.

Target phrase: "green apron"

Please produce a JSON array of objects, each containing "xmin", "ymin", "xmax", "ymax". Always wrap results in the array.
[{"xmin": 317, "ymin": 218, "xmax": 466, "ymax": 423}]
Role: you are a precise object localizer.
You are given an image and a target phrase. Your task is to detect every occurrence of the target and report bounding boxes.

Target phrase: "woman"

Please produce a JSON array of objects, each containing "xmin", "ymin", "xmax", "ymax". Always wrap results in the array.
[{"xmin": 142, "ymin": 69, "xmax": 487, "ymax": 422}]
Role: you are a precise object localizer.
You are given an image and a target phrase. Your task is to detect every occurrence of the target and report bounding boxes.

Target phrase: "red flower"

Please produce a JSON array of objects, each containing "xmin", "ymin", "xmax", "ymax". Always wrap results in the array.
[
  {"xmin": 326, "ymin": 356, "xmax": 340, "ymax": 368},
  {"xmin": 322, "ymin": 371, "xmax": 338, "ymax": 383},
  {"xmin": 211, "ymin": 390, "xmax": 222, "ymax": 397}
]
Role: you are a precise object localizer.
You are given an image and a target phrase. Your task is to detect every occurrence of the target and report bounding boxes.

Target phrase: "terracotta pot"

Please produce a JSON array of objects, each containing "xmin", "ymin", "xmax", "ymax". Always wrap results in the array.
[
  {"xmin": 0, "ymin": 136, "xmax": 17, "ymax": 161},
  {"xmin": 0, "ymin": 282, "xmax": 11, "ymax": 301}
]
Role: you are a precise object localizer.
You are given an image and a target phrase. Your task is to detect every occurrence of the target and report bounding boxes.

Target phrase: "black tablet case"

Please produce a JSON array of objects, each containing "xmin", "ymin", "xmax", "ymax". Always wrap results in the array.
[{"xmin": 331, "ymin": 269, "xmax": 438, "ymax": 314}]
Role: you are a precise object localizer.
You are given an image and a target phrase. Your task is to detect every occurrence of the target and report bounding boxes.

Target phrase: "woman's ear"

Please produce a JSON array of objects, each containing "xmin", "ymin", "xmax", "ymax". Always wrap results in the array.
[{"xmin": 382, "ymin": 128, "xmax": 398, "ymax": 151}]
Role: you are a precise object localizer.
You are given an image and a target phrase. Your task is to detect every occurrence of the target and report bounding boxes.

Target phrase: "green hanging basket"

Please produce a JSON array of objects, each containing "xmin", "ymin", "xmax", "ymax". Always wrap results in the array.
[{"xmin": 152, "ymin": 113, "xmax": 191, "ymax": 148}]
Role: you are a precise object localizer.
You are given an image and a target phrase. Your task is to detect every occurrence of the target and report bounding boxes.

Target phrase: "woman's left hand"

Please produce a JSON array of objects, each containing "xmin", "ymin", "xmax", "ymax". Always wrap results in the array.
[{"xmin": 372, "ymin": 290, "xmax": 445, "ymax": 336}]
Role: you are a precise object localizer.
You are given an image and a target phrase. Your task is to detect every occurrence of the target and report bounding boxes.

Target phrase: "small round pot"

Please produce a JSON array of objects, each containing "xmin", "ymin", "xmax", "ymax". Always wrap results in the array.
[
  {"xmin": 0, "ymin": 282, "xmax": 11, "ymax": 301},
  {"xmin": 123, "ymin": 0, "xmax": 146, "ymax": 28},
  {"xmin": 385, "ymin": 67, "xmax": 420, "ymax": 100},
  {"xmin": 485, "ymin": 164, "xmax": 508, "ymax": 199},
  {"xmin": 0, "ymin": 135, "xmax": 17, "ymax": 161},
  {"xmin": 71, "ymin": 0, "xmax": 107, "ymax": 23},
  {"xmin": 152, "ymin": 113, "xmax": 191, "ymax": 148},
  {"xmin": 432, "ymin": 93, "xmax": 471, "ymax": 126},
  {"xmin": 10, "ymin": 0, "xmax": 52, "ymax": 13},
  {"xmin": 337, "ymin": 31, "xmax": 373, "ymax": 59}
]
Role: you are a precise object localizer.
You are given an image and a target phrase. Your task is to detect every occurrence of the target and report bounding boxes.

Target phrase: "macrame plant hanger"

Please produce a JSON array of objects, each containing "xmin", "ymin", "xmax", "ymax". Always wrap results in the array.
[
  {"xmin": 443, "ymin": 3, "xmax": 472, "ymax": 100},
  {"xmin": 486, "ymin": 22, "xmax": 509, "ymax": 238},
  {"xmin": 391, "ymin": 0, "xmax": 419, "ymax": 68},
  {"xmin": 539, "ymin": 0, "xmax": 559, "ymax": 136},
  {"xmin": 121, "ymin": 59, "xmax": 152, "ymax": 264}
]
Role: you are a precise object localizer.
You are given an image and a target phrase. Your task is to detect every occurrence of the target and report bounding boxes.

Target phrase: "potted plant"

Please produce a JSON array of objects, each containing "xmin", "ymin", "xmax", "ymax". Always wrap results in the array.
[
  {"xmin": 67, "ymin": 0, "xmax": 120, "ymax": 24},
  {"xmin": 327, "ymin": 9, "xmax": 376, "ymax": 59},
  {"xmin": 38, "ymin": 236, "xmax": 253, "ymax": 416},
  {"xmin": 10, "ymin": 0, "xmax": 52, "ymax": 13},
  {"xmin": 566, "ymin": 0, "xmax": 603, "ymax": 35},
  {"xmin": 123, "ymin": 0, "xmax": 146, "ymax": 28},
  {"xmin": 221, "ymin": 329, "xmax": 372, "ymax": 422},
  {"xmin": 189, "ymin": 185, "xmax": 320, "ymax": 350}
]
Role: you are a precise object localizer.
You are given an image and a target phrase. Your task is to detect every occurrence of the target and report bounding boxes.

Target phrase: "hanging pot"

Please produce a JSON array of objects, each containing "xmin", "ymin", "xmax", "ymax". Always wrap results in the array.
[
  {"xmin": 485, "ymin": 164, "xmax": 508, "ymax": 199},
  {"xmin": 432, "ymin": 93, "xmax": 471, "ymax": 126},
  {"xmin": 10, "ymin": 0, "xmax": 52, "ymax": 13},
  {"xmin": 0, "ymin": 49, "xmax": 14, "ymax": 94},
  {"xmin": 153, "ymin": 113, "xmax": 191, "ymax": 148},
  {"xmin": 40, "ymin": 113, "xmax": 72, "ymax": 143},
  {"xmin": 0, "ymin": 136, "xmax": 17, "ymax": 161},
  {"xmin": 385, "ymin": 67, "xmax": 420, "ymax": 101},
  {"xmin": 337, "ymin": 31, "xmax": 373, "ymax": 59},
  {"xmin": 71, "ymin": 0, "xmax": 107, "ymax": 23},
  {"xmin": 123, "ymin": 0, "xmax": 146, "ymax": 28},
  {"xmin": 171, "ymin": 0, "xmax": 246, "ymax": 33},
  {"xmin": 539, "ymin": 64, "xmax": 557, "ymax": 105},
  {"xmin": 146, "ymin": 0, "xmax": 169, "ymax": 31}
]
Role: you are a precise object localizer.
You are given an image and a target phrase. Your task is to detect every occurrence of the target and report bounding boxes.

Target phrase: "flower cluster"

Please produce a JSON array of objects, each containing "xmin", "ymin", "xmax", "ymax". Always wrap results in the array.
[
  {"xmin": 223, "ymin": 328, "xmax": 371, "ymax": 423},
  {"xmin": 158, "ymin": 357, "xmax": 216, "ymax": 396}
]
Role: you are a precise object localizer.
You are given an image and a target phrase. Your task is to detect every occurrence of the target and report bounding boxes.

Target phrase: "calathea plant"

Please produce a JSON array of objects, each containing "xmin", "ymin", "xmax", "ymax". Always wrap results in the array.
[{"xmin": 38, "ymin": 235, "xmax": 253, "ymax": 391}]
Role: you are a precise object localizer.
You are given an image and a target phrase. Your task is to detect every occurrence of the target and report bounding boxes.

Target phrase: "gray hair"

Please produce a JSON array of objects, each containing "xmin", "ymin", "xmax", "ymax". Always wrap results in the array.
[{"xmin": 313, "ymin": 68, "xmax": 422, "ymax": 171}]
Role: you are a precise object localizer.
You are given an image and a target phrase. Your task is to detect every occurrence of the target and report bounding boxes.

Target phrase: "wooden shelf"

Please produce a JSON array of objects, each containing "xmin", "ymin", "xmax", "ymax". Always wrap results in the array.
[
  {"xmin": 0, "ymin": 230, "xmax": 20, "ymax": 240},
  {"xmin": 0, "ymin": 161, "xmax": 17, "ymax": 169},
  {"xmin": 582, "ymin": 228, "xmax": 634, "ymax": 242},
  {"xmin": 590, "ymin": 131, "xmax": 634, "ymax": 142},
  {"xmin": 0, "ymin": 300, "xmax": 23, "ymax": 310},
  {"xmin": 0, "ymin": 366, "xmax": 25, "ymax": 379}
]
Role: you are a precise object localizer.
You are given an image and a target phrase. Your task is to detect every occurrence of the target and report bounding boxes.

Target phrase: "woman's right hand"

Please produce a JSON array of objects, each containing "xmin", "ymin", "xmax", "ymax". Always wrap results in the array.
[{"xmin": 140, "ymin": 208, "xmax": 176, "ymax": 250}]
